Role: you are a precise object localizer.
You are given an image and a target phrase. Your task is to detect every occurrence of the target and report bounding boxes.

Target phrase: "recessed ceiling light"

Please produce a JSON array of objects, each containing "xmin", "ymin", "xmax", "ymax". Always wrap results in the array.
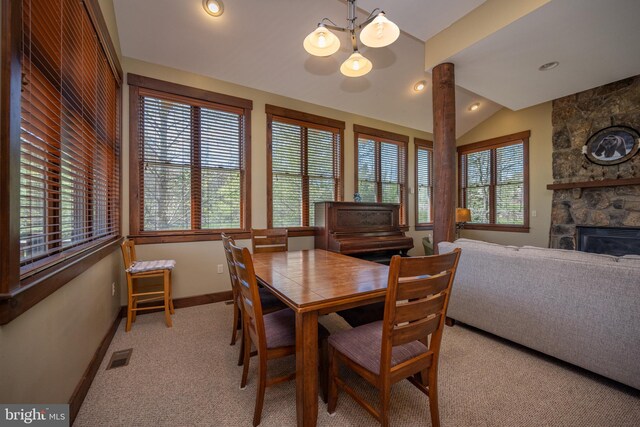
[
  {"xmin": 468, "ymin": 102, "xmax": 480, "ymax": 112},
  {"xmin": 203, "ymin": 0, "xmax": 224, "ymax": 17},
  {"xmin": 538, "ymin": 61, "xmax": 559, "ymax": 71},
  {"xmin": 413, "ymin": 80, "xmax": 427, "ymax": 92}
]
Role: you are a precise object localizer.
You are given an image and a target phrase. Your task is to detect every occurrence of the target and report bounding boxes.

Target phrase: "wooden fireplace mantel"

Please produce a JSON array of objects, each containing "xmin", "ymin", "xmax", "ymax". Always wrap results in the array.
[{"xmin": 546, "ymin": 177, "xmax": 640, "ymax": 190}]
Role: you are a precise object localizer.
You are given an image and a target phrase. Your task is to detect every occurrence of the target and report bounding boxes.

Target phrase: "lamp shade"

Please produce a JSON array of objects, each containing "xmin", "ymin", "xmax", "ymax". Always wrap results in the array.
[
  {"xmin": 359, "ymin": 12, "xmax": 400, "ymax": 48},
  {"xmin": 340, "ymin": 51, "xmax": 372, "ymax": 77},
  {"xmin": 456, "ymin": 208, "xmax": 471, "ymax": 223},
  {"xmin": 303, "ymin": 25, "xmax": 341, "ymax": 57}
]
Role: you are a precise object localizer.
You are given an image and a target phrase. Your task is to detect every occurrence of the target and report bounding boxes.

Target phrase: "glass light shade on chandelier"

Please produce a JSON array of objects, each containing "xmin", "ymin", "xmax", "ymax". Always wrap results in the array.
[
  {"xmin": 303, "ymin": 25, "xmax": 341, "ymax": 57},
  {"xmin": 359, "ymin": 12, "xmax": 400, "ymax": 48},
  {"xmin": 340, "ymin": 51, "xmax": 372, "ymax": 77}
]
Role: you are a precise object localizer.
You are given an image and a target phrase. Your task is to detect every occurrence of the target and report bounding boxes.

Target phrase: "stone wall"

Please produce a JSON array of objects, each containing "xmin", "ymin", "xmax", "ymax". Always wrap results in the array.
[{"xmin": 550, "ymin": 75, "xmax": 640, "ymax": 249}]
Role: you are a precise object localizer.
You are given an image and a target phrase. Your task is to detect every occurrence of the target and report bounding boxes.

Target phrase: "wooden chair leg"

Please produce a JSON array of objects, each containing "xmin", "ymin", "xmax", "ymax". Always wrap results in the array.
[
  {"xmin": 126, "ymin": 276, "xmax": 133, "ymax": 332},
  {"xmin": 131, "ymin": 298, "xmax": 137, "ymax": 323},
  {"xmin": 428, "ymin": 371, "xmax": 440, "ymax": 427},
  {"xmin": 240, "ymin": 330, "xmax": 251, "ymax": 389},
  {"xmin": 237, "ymin": 325, "xmax": 245, "ymax": 366},
  {"xmin": 230, "ymin": 299, "xmax": 240, "ymax": 346},
  {"xmin": 168, "ymin": 270, "xmax": 175, "ymax": 314},
  {"xmin": 380, "ymin": 383, "xmax": 391, "ymax": 427},
  {"xmin": 163, "ymin": 270, "xmax": 173, "ymax": 328},
  {"xmin": 253, "ymin": 352, "xmax": 267, "ymax": 426},
  {"xmin": 327, "ymin": 346, "xmax": 339, "ymax": 414},
  {"xmin": 320, "ymin": 338, "xmax": 329, "ymax": 403}
]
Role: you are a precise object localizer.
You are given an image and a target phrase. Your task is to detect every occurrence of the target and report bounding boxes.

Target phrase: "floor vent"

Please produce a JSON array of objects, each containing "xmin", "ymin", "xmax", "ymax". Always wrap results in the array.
[
  {"xmin": 224, "ymin": 300, "xmax": 234, "ymax": 305},
  {"xmin": 106, "ymin": 349, "xmax": 133, "ymax": 370}
]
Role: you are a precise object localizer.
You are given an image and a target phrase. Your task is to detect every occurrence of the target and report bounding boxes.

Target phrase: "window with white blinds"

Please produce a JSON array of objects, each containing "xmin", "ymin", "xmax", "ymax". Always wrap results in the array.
[
  {"xmin": 19, "ymin": 0, "xmax": 121, "ymax": 272},
  {"xmin": 129, "ymin": 78, "xmax": 252, "ymax": 242},
  {"xmin": 267, "ymin": 106, "xmax": 344, "ymax": 229},
  {"xmin": 415, "ymin": 139, "xmax": 433, "ymax": 226},
  {"xmin": 458, "ymin": 131, "xmax": 530, "ymax": 231},
  {"xmin": 354, "ymin": 126, "xmax": 408, "ymax": 226}
]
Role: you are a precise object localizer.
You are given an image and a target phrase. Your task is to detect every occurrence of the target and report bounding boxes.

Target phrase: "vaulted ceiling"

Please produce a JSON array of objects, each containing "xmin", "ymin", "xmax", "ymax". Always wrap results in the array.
[{"xmin": 113, "ymin": 0, "xmax": 640, "ymax": 136}]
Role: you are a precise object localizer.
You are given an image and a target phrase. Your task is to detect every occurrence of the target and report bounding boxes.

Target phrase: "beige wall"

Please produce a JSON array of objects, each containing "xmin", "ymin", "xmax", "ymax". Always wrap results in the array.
[
  {"xmin": 122, "ymin": 57, "xmax": 435, "ymax": 301},
  {"xmin": 456, "ymin": 102, "xmax": 553, "ymax": 247},
  {"xmin": 0, "ymin": 252, "xmax": 122, "ymax": 403}
]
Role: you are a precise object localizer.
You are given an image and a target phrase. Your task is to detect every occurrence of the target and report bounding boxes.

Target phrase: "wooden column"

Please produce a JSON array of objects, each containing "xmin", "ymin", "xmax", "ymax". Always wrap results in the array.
[{"xmin": 432, "ymin": 63, "xmax": 456, "ymax": 250}]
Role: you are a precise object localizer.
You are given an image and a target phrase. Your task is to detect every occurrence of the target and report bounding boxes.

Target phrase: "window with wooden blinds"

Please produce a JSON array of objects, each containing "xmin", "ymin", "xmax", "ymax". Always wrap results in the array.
[
  {"xmin": 458, "ymin": 131, "xmax": 530, "ymax": 232},
  {"xmin": 19, "ymin": 0, "xmax": 120, "ymax": 271},
  {"xmin": 1, "ymin": 0, "xmax": 123, "ymax": 323},
  {"xmin": 266, "ymin": 105, "xmax": 344, "ymax": 233},
  {"xmin": 354, "ymin": 125, "xmax": 408, "ymax": 227},
  {"xmin": 128, "ymin": 75, "xmax": 252, "ymax": 243},
  {"xmin": 415, "ymin": 138, "xmax": 433, "ymax": 228}
]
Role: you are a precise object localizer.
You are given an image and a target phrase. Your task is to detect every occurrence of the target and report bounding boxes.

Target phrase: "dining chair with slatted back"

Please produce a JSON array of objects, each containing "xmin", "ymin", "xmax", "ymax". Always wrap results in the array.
[
  {"xmin": 229, "ymin": 241, "xmax": 300, "ymax": 426},
  {"xmin": 221, "ymin": 232, "xmax": 242, "ymax": 347},
  {"xmin": 251, "ymin": 228, "xmax": 288, "ymax": 253},
  {"xmin": 327, "ymin": 248, "xmax": 461, "ymax": 427},
  {"xmin": 120, "ymin": 239, "xmax": 176, "ymax": 332},
  {"xmin": 222, "ymin": 233, "xmax": 287, "ymax": 367}
]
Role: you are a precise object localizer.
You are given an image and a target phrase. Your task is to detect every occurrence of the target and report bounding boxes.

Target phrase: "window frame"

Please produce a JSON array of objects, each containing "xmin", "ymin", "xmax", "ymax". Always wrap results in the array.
[
  {"xmin": 128, "ymin": 74, "xmax": 253, "ymax": 244},
  {"xmin": 265, "ymin": 104, "xmax": 345, "ymax": 236},
  {"xmin": 457, "ymin": 131, "xmax": 530, "ymax": 232},
  {"xmin": 353, "ymin": 124, "xmax": 409, "ymax": 229},
  {"xmin": 0, "ymin": 0, "xmax": 123, "ymax": 324},
  {"xmin": 414, "ymin": 138, "xmax": 434, "ymax": 230}
]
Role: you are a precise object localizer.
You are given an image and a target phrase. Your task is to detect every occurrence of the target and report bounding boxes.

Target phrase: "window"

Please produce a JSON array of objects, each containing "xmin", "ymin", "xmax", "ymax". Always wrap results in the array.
[
  {"xmin": 415, "ymin": 138, "xmax": 433, "ymax": 229},
  {"xmin": 128, "ymin": 75, "xmax": 252, "ymax": 243},
  {"xmin": 1, "ymin": 0, "xmax": 122, "ymax": 323},
  {"xmin": 354, "ymin": 125, "xmax": 408, "ymax": 227},
  {"xmin": 266, "ymin": 105, "xmax": 344, "ymax": 233},
  {"xmin": 458, "ymin": 131, "xmax": 530, "ymax": 232}
]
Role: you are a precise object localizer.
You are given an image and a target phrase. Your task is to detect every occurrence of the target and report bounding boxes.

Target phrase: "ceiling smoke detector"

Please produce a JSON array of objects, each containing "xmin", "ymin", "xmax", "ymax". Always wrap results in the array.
[{"xmin": 538, "ymin": 61, "xmax": 559, "ymax": 71}]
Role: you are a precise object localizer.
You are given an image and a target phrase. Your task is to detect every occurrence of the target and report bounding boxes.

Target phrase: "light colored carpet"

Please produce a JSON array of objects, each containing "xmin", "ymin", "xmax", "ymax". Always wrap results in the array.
[{"xmin": 75, "ymin": 303, "xmax": 640, "ymax": 426}]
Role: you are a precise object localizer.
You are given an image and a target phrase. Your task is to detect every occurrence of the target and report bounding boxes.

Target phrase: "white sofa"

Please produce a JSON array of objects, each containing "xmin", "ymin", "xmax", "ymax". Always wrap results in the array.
[{"xmin": 439, "ymin": 238, "xmax": 640, "ymax": 390}]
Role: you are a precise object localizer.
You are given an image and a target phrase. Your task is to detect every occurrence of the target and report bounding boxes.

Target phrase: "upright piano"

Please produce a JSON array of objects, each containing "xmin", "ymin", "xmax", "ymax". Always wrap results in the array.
[{"xmin": 314, "ymin": 201, "xmax": 414, "ymax": 264}]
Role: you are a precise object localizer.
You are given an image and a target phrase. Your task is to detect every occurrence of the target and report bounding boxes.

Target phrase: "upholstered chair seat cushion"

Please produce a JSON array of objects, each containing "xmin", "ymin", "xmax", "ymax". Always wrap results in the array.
[
  {"xmin": 329, "ymin": 321, "xmax": 428, "ymax": 374},
  {"xmin": 263, "ymin": 309, "xmax": 329, "ymax": 349},
  {"xmin": 127, "ymin": 259, "xmax": 176, "ymax": 273}
]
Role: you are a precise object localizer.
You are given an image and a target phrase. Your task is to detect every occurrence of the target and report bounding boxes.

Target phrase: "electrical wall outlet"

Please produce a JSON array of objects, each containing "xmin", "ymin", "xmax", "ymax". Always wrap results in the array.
[
  {"xmin": 217, "ymin": 264, "xmax": 223, "ymax": 274},
  {"xmin": 532, "ymin": 210, "xmax": 537, "ymax": 217},
  {"xmin": 111, "ymin": 282, "xmax": 116, "ymax": 296}
]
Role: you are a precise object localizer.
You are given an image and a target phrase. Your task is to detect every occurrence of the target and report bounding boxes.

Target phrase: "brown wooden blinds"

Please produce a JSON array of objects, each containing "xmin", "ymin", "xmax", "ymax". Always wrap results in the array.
[
  {"xmin": 415, "ymin": 139, "xmax": 433, "ymax": 227},
  {"xmin": 266, "ymin": 105, "xmax": 344, "ymax": 230},
  {"xmin": 19, "ymin": 0, "xmax": 121, "ymax": 273},
  {"xmin": 354, "ymin": 125, "xmax": 408, "ymax": 226},
  {"xmin": 128, "ymin": 76, "xmax": 252, "ymax": 243}
]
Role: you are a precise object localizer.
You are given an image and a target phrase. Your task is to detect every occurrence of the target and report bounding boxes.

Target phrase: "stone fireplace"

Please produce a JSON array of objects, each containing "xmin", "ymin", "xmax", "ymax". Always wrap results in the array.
[{"xmin": 549, "ymin": 75, "xmax": 640, "ymax": 251}]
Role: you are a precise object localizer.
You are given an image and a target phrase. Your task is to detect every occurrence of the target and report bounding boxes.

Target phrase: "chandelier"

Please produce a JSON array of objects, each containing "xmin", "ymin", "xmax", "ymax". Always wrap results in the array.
[{"xmin": 303, "ymin": 0, "xmax": 400, "ymax": 77}]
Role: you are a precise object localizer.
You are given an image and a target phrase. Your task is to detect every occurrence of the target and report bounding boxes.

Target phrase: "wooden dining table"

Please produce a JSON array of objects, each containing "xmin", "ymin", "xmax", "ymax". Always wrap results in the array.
[{"xmin": 251, "ymin": 249, "xmax": 390, "ymax": 427}]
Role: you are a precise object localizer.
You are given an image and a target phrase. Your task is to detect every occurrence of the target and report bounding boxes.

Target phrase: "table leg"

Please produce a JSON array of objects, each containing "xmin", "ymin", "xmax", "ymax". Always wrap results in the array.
[{"xmin": 296, "ymin": 310, "xmax": 318, "ymax": 427}]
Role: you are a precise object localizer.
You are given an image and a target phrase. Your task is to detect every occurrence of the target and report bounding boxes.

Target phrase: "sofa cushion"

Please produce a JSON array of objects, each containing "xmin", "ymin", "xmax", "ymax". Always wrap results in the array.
[{"xmin": 519, "ymin": 246, "xmax": 620, "ymax": 265}]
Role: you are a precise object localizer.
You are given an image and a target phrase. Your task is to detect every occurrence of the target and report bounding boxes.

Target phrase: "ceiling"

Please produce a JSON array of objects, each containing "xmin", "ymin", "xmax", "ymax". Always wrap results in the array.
[{"xmin": 113, "ymin": 0, "xmax": 640, "ymax": 136}]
